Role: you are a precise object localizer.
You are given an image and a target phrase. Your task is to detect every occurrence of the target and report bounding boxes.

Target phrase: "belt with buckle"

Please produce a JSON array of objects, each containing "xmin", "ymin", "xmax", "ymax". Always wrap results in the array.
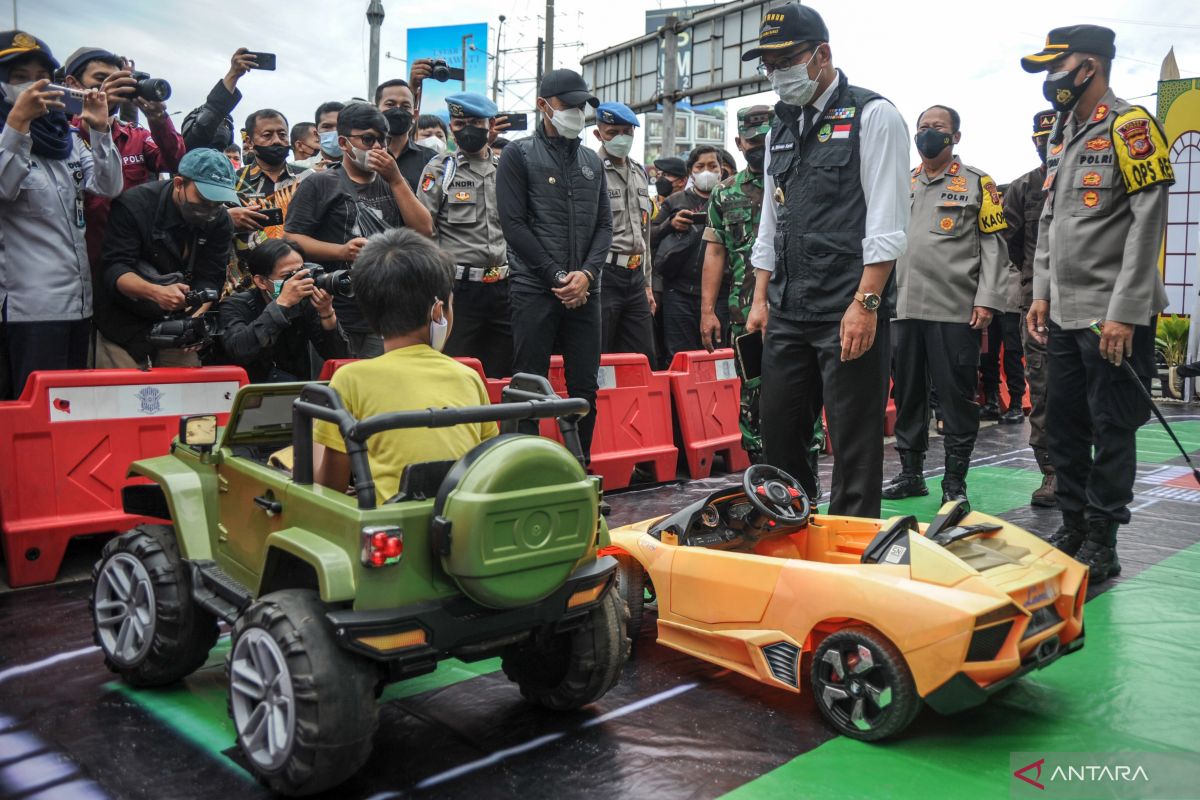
[
  {"xmin": 455, "ymin": 265, "xmax": 509, "ymax": 283},
  {"xmin": 606, "ymin": 252, "xmax": 643, "ymax": 270}
]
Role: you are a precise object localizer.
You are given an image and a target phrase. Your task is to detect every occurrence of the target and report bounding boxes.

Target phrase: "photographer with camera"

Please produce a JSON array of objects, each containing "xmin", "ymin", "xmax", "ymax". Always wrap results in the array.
[
  {"xmin": 284, "ymin": 102, "xmax": 432, "ymax": 359},
  {"xmin": 94, "ymin": 148, "xmax": 235, "ymax": 368},
  {"xmin": 220, "ymin": 239, "xmax": 349, "ymax": 383},
  {"xmin": 650, "ymin": 145, "xmax": 727, "ymax": 361},
  {"xmin": 181, "ymin": 48, "xmax": 259, "ymax": 152},
  {"xmin": 61, "ymin": 48, "xmax": 184, "ymax": 272},
  {"xmin": 0, "ymin": 30, "xmax": 122, "ymax": 399}
]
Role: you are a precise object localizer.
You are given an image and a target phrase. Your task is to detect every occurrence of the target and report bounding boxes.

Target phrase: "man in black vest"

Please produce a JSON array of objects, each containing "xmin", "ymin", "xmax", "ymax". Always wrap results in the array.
[
  {"xmin": 496, "ymin": 69, "xmax": 612, "ymax": 457},
  {"xmin": 743, "ymin": 5, "xmax": 911, "ymax": 516}
]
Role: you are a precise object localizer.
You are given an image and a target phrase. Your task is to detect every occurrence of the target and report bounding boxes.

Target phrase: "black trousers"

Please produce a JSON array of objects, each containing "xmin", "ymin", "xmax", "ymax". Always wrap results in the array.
[
  {"xmin": 892, "ymin": 319, "xmax": 982, "ymax": 458},
  {"xmin": 1047, "ymin": 321, "xmax": 1154, "ymax": 524},
  {"xmin": 511, "ymin": 289, "xmax": 602, "ymax": 457},
  {"xmin": 980, "ymin": 312, "xmax": 1026, "ymax": 401},
  {"xmin": 444, "ymin": 279, "xmax": 514, "ymax": 379},
  {"xmin": 600, "ymin": 265, "xmax": 655, "ymax": 364},
  {"xmin": 1, "ymin": 316, "xmax": 91, "ymax": 400},
  {"xmin": 761, "ymin": 316, "xmax": 890, "ymax": 517},
  {"xmin": 663, "ymin": 286, "xmax": 729, "ymax": 364}
]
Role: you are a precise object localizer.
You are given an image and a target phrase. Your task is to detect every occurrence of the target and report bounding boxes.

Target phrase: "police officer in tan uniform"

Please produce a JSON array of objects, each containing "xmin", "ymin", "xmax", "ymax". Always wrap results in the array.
[
  {"xmin": 884, "ymin": 105, "xmax": 1009, "ymax": 504},
  {"xmin": 1023, "ymin": 25, "xmax": 1173, "ymax": 582},
  {"xmin": 593, "ymin": 102, "xmax": 656, "ymax": 362},
  {"xmin": 416, "ymin": 92, "xmax": 511, "ymax": 377}
]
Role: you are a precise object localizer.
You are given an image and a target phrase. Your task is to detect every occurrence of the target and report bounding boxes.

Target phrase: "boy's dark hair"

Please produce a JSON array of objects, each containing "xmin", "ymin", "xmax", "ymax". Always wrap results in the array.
[
  {"xmin": 337, "ymin": 102, "xmax": 388, "ymax": 137},
  {"xmin": 70, "ymin": 53, "xmax": 123, "ymax": 80},
  {"xmin": 417, "ymin": 114, "xmax": 448, "ymax": 136},
  {"xmin": 247, "ymin": 239, "xmax": 304, "ymax": 279},
  {"xmin": 290, "ymin": 121, "xmax": 315, "ymax": 145},
  {"xmin": 919, "ymin": 104, "xmax": 961, "ymax": 133},
  {"xmin": 314, "ymin": 100, "xmax": 345, "ymax": 124},
  {"xmin": 374, "ymin": 78, "xmax": 410, "ymax": 105},
  {"xmin": 354, "ymin": 229, "xmax": 454, "ymax": 338},
  {"xmin": 686, "ymin": 144, "xmax": 720, "ymax": 172},
  {"xmin": 244, "ymin": 108, "xmax": 288, "ymax": 137}
]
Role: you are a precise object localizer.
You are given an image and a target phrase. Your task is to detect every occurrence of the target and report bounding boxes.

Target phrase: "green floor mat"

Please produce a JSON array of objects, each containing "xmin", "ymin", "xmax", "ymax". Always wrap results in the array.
[{"xmin": 1136, "ymin": 420, "xmax": 1200, "ymax": 464}]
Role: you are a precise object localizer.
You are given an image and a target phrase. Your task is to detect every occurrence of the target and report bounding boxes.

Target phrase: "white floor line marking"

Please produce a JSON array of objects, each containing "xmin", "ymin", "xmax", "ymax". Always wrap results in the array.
[
  {"xmin": 0, "ymin": 645, "xmax": 99, "ymax": 685},
  {"xmin": 414, "ymin": 682, "xmax": 699, "ymax": 790},
  {"xmin": 1129, "ymin": 498, "xmax": 1162, "ymax": 513}
]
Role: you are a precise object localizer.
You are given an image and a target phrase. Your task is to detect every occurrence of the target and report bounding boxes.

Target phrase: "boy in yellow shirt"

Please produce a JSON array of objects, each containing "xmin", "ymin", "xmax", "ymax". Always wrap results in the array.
[{"xmin": 314, "ymin": 228, "xmax": 498, "ymax": 499}]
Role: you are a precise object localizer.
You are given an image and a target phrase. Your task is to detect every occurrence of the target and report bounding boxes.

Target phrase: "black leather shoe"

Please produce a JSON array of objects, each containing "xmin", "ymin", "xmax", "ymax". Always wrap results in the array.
[
  {"xmin": 1045, "ymin": 522, "xmax": 1086, "ymax": 556},
  {"xmin": 883, "ymin": 473, "xmax": 927, "ymax": 499},
  {"xmin": 999, "ymin": 405, "xmax": 1025, "ymax": 425},
  {"xmin": 979, "ymin": 391, "xmax": 1001, "ymax": 421},
  {"xmin": 1076, "ymin": 540, "xmax": 1122, "ymax": 582}
]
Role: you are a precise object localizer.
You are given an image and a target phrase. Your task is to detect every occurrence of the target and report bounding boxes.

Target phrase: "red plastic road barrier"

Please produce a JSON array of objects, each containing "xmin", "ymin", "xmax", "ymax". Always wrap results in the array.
[
  {"xmin": 666, "ymin": 349, "xmax": 749, "ymax": 479},
  {"xmin": 319, "ymin": 357, "xmax": 510, "ymax": 403},
  {"xmin": 587, "ymin": 353, "xmax": 677, "ymax": 490},
  {"xmin": 0, "ymin": 368, "xmax": 247, "ymax": 587}
]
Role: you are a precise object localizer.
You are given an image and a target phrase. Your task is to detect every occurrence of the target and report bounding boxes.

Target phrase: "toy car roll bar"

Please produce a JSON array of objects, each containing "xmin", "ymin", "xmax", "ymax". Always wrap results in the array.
[{"xmin": 292, "ymin": 374, "xmax": 589, "ymax": 509}]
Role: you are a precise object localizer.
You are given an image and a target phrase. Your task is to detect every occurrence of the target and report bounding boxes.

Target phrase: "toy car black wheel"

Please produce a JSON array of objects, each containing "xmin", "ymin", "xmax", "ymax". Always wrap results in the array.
[
  {"xmin": 502, "ymin": 588, "xmax": 630, "ymax": 711},
  {"xmin": 228, "ymin": 589, "xmax": 378, "ymax": 796},
  {"xmin": 90, "ymin": 524, "xmax": 218, "ymax": 687},
  {"xmin": 613, "ymin": 554, "xmax": 646, "ymax": 644},
  {"xmin": 810, "ymin": 626, "xmax": 921, "ymax": 741}
]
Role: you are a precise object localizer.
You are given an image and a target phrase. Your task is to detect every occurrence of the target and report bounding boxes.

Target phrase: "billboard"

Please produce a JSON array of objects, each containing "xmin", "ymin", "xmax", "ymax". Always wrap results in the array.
[
  {"xmin": 645, "ymin": 4, "xmax": 720, "ymax": 111},
  {"xmin": 406, "ymin": 23, "xmax": 489, "ymax": 117}
]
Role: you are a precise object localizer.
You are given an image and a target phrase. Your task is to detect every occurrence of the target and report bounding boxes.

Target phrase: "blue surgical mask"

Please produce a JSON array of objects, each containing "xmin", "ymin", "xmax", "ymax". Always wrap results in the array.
[
  {"xmin": 271, "ymin": 279, "xmax": 284, "ymax": 298},
  {"xmin": 319, "ymin": 130, "xmax": 342, "ymax": 159}
]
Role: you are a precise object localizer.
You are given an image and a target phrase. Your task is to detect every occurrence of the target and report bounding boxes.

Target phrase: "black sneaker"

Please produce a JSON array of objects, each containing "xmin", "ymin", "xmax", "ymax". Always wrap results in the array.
[
  {"xmin": 882, "ymin": 473, "xmax": 927, "ymax": 500},
  {"xmin": 1075, "ymin": 540, "xmax": 1122, "ymax": 582},
  {"xmin": 1045, "ymin": 523, "xmax": 1086, "ymax": 556},
  {"xmin": 999, "ymin": 406, "xmax": 1025, "ymax": 425}
]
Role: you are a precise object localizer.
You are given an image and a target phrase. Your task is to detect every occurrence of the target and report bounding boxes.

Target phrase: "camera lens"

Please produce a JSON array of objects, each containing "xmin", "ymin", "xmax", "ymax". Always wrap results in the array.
[
  {"xmin": 432, "ymin": 60, "xmax": 450, "ymax": 82},
  {"xmin": 314, "ymin": 269, "xmax": 354, "ymax": 298},
  {"xmin": 134, "ymin": 75, "xmax": 172, "ymax": 102}
]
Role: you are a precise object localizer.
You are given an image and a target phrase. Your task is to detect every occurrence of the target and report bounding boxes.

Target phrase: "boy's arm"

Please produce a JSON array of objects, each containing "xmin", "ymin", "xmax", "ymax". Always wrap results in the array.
[{"xmin": 315, "ymin": 448, "xmax": 351, "ymax": 493}]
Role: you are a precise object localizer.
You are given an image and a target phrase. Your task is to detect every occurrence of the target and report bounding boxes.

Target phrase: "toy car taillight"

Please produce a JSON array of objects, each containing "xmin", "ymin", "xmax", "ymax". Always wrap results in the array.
[{"xmin": 361, "ymin": 526, "xmax": 403, "ymax": 568}]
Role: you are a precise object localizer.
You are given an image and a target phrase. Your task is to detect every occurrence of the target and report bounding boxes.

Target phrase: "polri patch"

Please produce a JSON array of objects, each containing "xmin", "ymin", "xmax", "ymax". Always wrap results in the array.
[
  {"xmin": 1082, "ymin": 171, "xmax": 1102, "ymax": 187},
  {"xmin": 947, "ymin": 176, "xmax": 968, "ymax": 193},
  {"xmin": 1116, "ymin": 118, "xmax": 1155, "ymax": 159},
  {"xmin": 420, "ymin": 173, "xmax": 436, "ymax": 192},
  {"xmin": 1086, "ymin": 137, "xmax": 1111, "ymax": 151},
  {"xmin": 454, "ymin": 191, "xmax": 472, "ymax": 201},
  {"xmin": 1082, "ymin": 190, "xmax": 1100, "ymax": 207}
]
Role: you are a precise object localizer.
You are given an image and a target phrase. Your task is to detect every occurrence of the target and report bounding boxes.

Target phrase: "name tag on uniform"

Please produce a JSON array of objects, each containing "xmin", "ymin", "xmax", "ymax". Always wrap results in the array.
[{"xmin": 770, "ymin": 141, "xmax": 794, "ymax": 152}]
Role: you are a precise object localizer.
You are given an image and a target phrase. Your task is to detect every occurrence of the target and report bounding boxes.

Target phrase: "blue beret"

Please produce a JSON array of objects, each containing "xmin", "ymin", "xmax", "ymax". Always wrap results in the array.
[
  {"xmin": 596, "ymin": 102, "xmax": 639, "ymax": 127},
  {"xmin": 445, "ymin": 92, "xmax": 498, "ymax": 120}
]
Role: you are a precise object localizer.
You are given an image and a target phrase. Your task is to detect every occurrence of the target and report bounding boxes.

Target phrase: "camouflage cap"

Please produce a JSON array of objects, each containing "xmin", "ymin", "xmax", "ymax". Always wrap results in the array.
[{"xmin": 737, "ymin": 105, "xmax": 773, "ymax": 139}]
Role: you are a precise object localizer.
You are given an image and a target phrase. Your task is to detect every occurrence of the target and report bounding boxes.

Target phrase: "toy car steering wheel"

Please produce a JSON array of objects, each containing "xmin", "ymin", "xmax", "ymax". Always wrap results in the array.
[{"xmin": 742, "ymin": 464, "xmax": 811, "ymax": 527}]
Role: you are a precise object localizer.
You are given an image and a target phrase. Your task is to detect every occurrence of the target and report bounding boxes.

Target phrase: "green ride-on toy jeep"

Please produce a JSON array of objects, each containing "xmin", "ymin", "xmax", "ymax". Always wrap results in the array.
[{"xmin": 90, "ymin": 375, "xmax": 630, "ymax": 795}]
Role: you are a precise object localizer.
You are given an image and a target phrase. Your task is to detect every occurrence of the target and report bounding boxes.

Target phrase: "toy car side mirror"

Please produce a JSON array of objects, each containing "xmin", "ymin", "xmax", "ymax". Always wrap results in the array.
[{"xmin": 180, "ymin": 414, "xmax": 218, "ymax": 451}]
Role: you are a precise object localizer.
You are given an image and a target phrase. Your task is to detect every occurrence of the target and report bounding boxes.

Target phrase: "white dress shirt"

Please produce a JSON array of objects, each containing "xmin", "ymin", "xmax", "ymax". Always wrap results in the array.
[{"xmin": 750, "ymin": 70, "xmax": 911, "ymax": 273}]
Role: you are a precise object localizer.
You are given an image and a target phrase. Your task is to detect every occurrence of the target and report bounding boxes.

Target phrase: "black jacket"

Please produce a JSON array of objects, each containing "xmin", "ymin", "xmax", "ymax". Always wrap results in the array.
[
  {"xmin": 182, "ymin": 80, "xmax": 241, "ymax": 151},
  {"xmin": 650, "ymin": 188, "xmax": 709, "ymax": 295},
  {"xmin": 219, "ymin": 289, "xmax": 350, "ymax": 383},
  {"xmin": 496, "ymin": 126, "xmax": 612, "ymax": 294},
  {"xmin": 94, "ymin": 180, "xmax": 232, "ymax": 361}
]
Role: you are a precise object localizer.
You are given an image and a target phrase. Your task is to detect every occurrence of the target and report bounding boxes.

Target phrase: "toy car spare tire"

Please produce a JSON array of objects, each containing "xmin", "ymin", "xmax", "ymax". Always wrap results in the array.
[
  {"xmin": 613, "ymin": 554, "xmax": 646, "ymax": 643},
  {"xmin": 810, "ymin": 626, "xmax": 921, "ymax": 741},
  {"xmin": 228, "ymin": 589, "xmax": 379, "ymax": 796},
  {"xmin": 502, "ymin": 588, "xmax": 630, "ymax": 711},
  {"xmin": 90, "ymin": 524, "xmax": 219, "ymax": 687}
]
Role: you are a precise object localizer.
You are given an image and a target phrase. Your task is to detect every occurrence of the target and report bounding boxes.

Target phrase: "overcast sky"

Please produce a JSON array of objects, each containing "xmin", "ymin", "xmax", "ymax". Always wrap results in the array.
[{"xmin": 13, "ymin": 0, "xmax": 1200, "ymax": 182}]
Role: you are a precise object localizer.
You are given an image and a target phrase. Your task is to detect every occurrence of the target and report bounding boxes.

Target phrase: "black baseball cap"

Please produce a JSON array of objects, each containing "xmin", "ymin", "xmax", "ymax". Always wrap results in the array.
[
  {"xmin": 1021, "ymin": 25, "xmax": 1116, "ymax": 73},
  {"xmin": 741, "ymin": 5, "xmax": 829, "ymax": 62},
  {"xmin": 653, "ymin": 157, "xmax": 686, "ymax": 178},
  {"xmin": 1032, "ymin": 109, "xmax": 1056, "ymax": 137},
  {"xmin": 538, "ymin": 68, "xmax": 599, "ymax": 108}
]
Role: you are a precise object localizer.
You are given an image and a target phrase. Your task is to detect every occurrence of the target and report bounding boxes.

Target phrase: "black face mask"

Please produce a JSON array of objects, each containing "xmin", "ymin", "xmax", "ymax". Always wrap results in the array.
[
  {"xmin": 452, "ymin": 125, "xmax": 489, "ymax": 154},
  {"xmin": 655, "ymin": 177, "xmax": 676, "ymax": 198},
  {"xmin": 179, "ymin": 199, "xmax": 222, "ymax": 228},
  {"xmin": 254, "ymin": 143, "xmax": 289, "ymax": 166},
  {"xmin": 744, "ymin": 145, "xmax": 766, "ymax": 173},
  {"xmin": 1034, "ymin": 136, "xmax": 1049, "ymax": 166},
  {"xmin": 1043, "ymin": 61, "xmax": 1094, "ymax": 112},
  {"xmin": 915, "ymin": 128, "xmax": 953, "ymax": 160},
  {"xmin": 384, "ymin": 108, "xmax": 413, "ymax": 138}
]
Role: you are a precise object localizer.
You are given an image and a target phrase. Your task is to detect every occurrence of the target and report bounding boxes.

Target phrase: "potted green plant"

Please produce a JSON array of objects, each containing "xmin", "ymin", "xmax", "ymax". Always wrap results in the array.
[{"xmin": 1156, "ymin": 315, "xmax": 1191, "ymax": 399}]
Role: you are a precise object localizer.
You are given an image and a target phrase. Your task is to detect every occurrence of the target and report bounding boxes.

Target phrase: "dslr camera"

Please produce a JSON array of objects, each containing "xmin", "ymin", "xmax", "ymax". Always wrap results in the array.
[
  {"xmin": 147, "ymin": 288, "xmax": 219, "ymax": 349},
  {"xmin": 129, "ymin": 70, "xmax": 172, "ymax": 102},
  {"xmin": 297, "ymin": 263, "xmax": 354, "ymax": 298},
  {"xmin": 430, "ymin": 59, "xmax": 466, "ymax": 83}
]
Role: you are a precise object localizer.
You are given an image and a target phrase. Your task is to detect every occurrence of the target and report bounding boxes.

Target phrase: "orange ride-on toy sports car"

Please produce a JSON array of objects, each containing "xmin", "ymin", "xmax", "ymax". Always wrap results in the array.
[{"xmin": 606, "ymin": 465, "xmax": 1086, "ymax": 741}]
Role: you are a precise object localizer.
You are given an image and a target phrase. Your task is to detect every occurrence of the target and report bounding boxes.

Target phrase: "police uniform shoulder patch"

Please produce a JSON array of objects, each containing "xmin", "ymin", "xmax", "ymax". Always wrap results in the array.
[
  {"xmin": 1112, "ymin": 107, "xmax": 1175, "ymax": 194},
  {"xmin": 977, "ymin": 174, "xmax": 1007, "ymax": 234},
  {"xmin": 420, "ymin": 173, "xmax": 436, "ymax": 192}
]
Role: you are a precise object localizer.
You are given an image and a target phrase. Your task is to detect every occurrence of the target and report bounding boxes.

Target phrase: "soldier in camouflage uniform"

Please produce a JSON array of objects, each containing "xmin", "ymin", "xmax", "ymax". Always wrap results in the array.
[{"xmin": 700, "ymin": 106, "xmax": 825, "ymax": 472}]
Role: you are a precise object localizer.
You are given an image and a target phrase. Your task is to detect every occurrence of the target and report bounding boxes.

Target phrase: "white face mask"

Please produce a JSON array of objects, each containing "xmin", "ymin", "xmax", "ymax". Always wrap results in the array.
[
  {"xmin": 1, "ymin": 81, "xmax": 33, "ymax": 105},
  {"xmin": 604, "ymin": 133, "xmax": 634, "ymax": 159},
  {"xmin": 692, "ymin": 170, "xmax": 721, "ymax": 193},
  {"xmin": 428, "ymin": 300, "xmax": 449, "ymax": 351},
  {"xmin": 345, "ymin": 142, "xmax": 374, "ymax": 172},
  {"xmin": 549, "ymin": 106, "xmax": 586, "ymax": 139},
  {"xmin": 770, "ymin": 59, "xmax": 819, "ymax": 107},
  {"xmin": 417, "ymin": 136, "xmax": 447, "ymax": 154}
]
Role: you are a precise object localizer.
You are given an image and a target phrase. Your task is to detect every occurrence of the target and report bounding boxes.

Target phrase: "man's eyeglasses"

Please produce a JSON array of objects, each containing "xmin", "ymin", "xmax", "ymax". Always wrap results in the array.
[
  {"xmin": 347, "ymin": 133, "xmax": 391, "ymax": 148},
  {"xmin": 756, "ymin": 48, "xmax": 816, "ymax": 76}
]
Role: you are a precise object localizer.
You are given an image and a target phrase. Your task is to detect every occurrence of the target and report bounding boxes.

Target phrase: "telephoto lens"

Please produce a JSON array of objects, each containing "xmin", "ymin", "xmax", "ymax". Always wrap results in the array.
[{"xmin": 130, "ymin": 71, "xmax": 171, "ymax": 102}]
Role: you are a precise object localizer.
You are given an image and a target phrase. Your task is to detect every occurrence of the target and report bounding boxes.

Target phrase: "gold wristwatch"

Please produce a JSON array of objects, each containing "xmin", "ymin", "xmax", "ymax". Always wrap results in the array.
[{"xmin": 854, "ymin": 291, "xmax": 882, "ymax": 312}]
